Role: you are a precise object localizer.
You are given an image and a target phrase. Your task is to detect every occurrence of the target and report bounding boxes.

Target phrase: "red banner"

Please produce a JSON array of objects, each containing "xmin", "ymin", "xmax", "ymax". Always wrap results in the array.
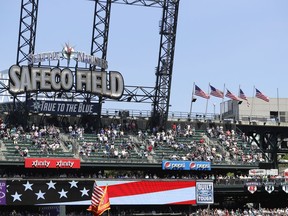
[{"xmin": 24, "ymin": 158, "xmax": 80, "ymax": 169}]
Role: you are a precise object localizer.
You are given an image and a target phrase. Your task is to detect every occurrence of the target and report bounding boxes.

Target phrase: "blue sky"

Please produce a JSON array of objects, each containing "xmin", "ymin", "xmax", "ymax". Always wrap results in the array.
[{"xmin": 1, "ymin": 0, "xmax": 288, "ymax": 115}]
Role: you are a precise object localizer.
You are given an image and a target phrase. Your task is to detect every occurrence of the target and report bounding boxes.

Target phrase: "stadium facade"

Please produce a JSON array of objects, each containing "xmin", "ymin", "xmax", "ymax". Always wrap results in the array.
[{"xmin": 1, "ymin": 0, "xmax": 288, "ymax": 215}]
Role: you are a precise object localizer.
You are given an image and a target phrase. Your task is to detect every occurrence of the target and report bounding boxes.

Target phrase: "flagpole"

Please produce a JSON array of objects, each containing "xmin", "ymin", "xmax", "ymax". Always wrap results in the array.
[
  {"xmin": 220, "ymin": 83, "xmax": 225, "ymax": 121},
  {"xmin": 277, "ymin": 88, "xmax": 280, "ymax": 123},
  {"xmin": 238, "ymin": 85, "xmax": 241, "ymax": 121},
  {"xmin": 205, "ymin": 84, "xmax": 209, "ymax": 119},
  {"xmin": 189, "ymin": 82, "xmax": 195, "ymax": 119},
  {"xmin": 249, "ymin": 86, "xmax": 255, "ymax": 123}
]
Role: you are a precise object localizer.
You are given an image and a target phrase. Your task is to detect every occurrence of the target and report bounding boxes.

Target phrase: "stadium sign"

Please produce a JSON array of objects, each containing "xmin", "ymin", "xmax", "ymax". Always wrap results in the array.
[
  {"xmin": 8, "ymin": 65, "xmax": 124, "ymax": 99},
  {"xmin": 0, "ymin": 181, "xmax": 6, "ymax": 205},
  {"xmin": 249, "ymin": 169, "xmax": 278, "ymax": 176},
  {"xmin": 27, "ymin": 100, "xmax": 100, "ymax": 115},
  {"xmin": 28, "ymin": 43, "xmax": 108, "ymax": 69},
  {"xmin": 264, "ymin": 182, "xmax": 275, "ymax": 194},
  {"xmin": 196, "ymin": 182, "xmax": 214, "ymax": 204},
  {"xmin": 245, "ymin": 182, "xmax": 261, "ymax": 194},
  {"xmin": 281, "ymin": 183, "xmax": 288, "ymax": 193},
  {"xmin": 162, "ymin": 160, "xmax": 211, "ymax": 171},
  {"xmin": 8, "ymin": 44, "xmax": 124, "ymax": 98},
  {"xmin": 25, "ymin": 158, "xmax": 81, "ymax": 169}
]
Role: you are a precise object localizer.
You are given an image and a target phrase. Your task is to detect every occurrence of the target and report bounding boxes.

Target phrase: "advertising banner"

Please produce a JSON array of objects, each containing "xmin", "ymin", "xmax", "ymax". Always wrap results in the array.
[
  {"xmin": 162, "ymin": 160, "xmax": 211, "ymax": 171},
  {"xmin": 196, "ymin": 182, "xmax": 214, "ymax": 204},
  {"xmin": 249, "ymin": 169, "xmax": 278, "ymax": 176},
  {"xmin": 27, "ymin": 100, "xmax": 100, "ymax": 116},
  {"xmin": 0, "ymin": 181, "xmax": 6, "ymax": 205},
  {"xmin": 24, "ymin": 158, "xmax": 80, "ymax": 169}
]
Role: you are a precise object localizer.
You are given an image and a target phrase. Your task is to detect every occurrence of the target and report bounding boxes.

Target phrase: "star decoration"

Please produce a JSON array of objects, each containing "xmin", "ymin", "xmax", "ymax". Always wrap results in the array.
[
  {"xmin": 69, "ymin": 180, "xmax": 78, "ymax": 189},
  {"xmin": 32, "ymin": 101, "xmax": 42, "ymax": 111},
  {"xmin": 6, "ymin": 180, "xmax": 98, "ymax": 204},
  {"xmin": 11, "ymin": 192, "xmax": 22, "ymax": 202},
  {"xmin": 35, "ymin": 190, "xmax": 46, "ymax": 200},
  {"xmin": 46, "ymin": 180, "xmax": 56, "ymax": 190},
  {"xmin": 23, "ymin": 181, "xmax": 33, "ymax": 191},
  {"xmin": 58, "ymin": 189, "xmax": 68, "ymax": 198},
  {"xmin": 80, "ymin": 187, "xmax": 90, "ymax": 197}
]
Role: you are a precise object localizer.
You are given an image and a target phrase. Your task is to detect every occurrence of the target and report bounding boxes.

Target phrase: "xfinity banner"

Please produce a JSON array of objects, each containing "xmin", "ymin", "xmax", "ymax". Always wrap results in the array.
[
  {"xmin": 25, "ymin": 158, "xmax": 81, "ymax": 169},
  {"xmin": 162, "ymin": 160, "xmax": 211, "ymax": 171},
  {"xmin": 27, "ymin": 100, "xmax": 100, "ymax": 115}
]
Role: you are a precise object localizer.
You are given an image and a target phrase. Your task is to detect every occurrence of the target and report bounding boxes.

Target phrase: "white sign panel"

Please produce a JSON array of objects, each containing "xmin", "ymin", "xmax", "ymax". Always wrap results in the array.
[{"xmin": 196, "ymin": 182, "xmax": 214, "ymax": 204}]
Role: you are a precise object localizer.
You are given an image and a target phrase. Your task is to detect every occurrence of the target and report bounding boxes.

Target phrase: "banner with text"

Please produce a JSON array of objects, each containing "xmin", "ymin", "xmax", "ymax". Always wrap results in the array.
[
  {"xmin": 162, "ymin": 160, "xmax": 211, "ymax": 171},
  {"xmin": 27, "ymin": 100, "xmax": 100, "ymax": 115},
  {"xmin": 0, "ymin": 181, "xmax": 6, "ymax": 205},
  {"xmin": 196, "ymin": 182, "xmax": 214, "ymax": 204},
  {"xmin": 249, "ymin": 169, "xmax": 278, "ymax": 176},
  {"xmin": 25, "ymin": 158, "xmax": 80, "ymax": 169}
]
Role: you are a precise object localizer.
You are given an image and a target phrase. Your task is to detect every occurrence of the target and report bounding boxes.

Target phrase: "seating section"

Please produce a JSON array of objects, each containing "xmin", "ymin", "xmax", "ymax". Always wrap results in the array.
[
  {"xmin": 78, "ymin": 133, "xmax": 150, "ymax": 163},
  {"xmin": 0, "ymin": 125, "xmax": 74, "ymax": 161},
  {"xmin": 0, "ymin": 123, "xmax": 268, "ymax": 165},
  {"xmin": 207, "ymin": 126, "xmax": 264, "ymax": 164}
]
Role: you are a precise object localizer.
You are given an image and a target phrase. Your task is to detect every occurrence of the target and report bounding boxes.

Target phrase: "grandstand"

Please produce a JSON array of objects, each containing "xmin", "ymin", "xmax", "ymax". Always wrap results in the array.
[{"xmin": 0, "ymin": 117, "xmax": 288, "ymax": 215}]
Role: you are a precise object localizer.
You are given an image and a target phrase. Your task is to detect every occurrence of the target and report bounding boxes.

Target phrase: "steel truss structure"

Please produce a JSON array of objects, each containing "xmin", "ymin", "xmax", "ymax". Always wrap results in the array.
[
  {"xmin": 237, "ymin": 124, "xmax": 288, "ymax": 168},
  {"xmin": 0, "ymin": 0, "xmax": 179, "ymax": 129}
]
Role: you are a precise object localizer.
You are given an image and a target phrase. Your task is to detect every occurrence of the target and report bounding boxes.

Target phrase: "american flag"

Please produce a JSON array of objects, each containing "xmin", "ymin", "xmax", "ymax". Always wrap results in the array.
[
  {"xmin": 225, "ymin": 89, "xmax": 240, "ymax": 101},
  {"xmin": 195, "ymin": 85, "xmax": 210, "ymax": 99},
  {"xmin": 88, "ymin": 182, "xmax": 110, "ymax": 216},
  {"xmin": 91, "ymin": 181, "xmax": 104, "ymax": 206},
  {"xmin": 239, "ymin": 89, "xmax": 248, "ymax": 101},
  {"xmin": 210, "ymin": 85, "xmax": 224, "ymax": 98},
  {"xmin": 255, "ymin": 88, "xmax": 269, "ymax": 102}
]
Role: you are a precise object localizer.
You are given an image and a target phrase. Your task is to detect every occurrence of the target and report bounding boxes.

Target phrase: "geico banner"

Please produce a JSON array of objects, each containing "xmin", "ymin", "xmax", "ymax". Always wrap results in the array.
[
  {"xmin": 8, "ymin": 65, "xmax": 124, "ymax": 99},
  {"xmin": 24, "ymin": 158, "xmax": 81, "ymax": 169},
  {"xmin": 162, "ymin": 160, "xmax": 211, "ymax": 171},
  {"xmin": 27, "ymin": 100, "xmax": 100, "ymax": 115}
]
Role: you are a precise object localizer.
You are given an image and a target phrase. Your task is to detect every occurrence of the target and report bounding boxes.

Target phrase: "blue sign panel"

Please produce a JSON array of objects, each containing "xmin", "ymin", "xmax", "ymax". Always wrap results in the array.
[
  {"xmin": 162, "ymin": 160, "xmax": 211, "ymax": 171},
  {"xmin": 196, "ymin": 181, "xmax": 214, "ymax": 204},
  {"xmin": 27, "ymin": 100, "xmax": 100, "ymax": 116}
]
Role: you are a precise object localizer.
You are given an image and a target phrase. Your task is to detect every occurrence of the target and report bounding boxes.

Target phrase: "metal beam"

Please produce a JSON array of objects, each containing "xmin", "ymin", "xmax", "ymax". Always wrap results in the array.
[
  {"xmin": 16, "ymin": 0, "xmax": 39, "ymax": 65},
  {"xmin": 152, "ymin": 0, "xmax": 179, "ymax": 129}
]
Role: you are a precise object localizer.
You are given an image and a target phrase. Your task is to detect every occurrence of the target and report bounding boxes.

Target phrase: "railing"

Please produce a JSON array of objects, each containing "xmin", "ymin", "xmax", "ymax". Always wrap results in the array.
[{"xmin": 101, "ymin": 108, "xmax": 288, "ymax": 126}]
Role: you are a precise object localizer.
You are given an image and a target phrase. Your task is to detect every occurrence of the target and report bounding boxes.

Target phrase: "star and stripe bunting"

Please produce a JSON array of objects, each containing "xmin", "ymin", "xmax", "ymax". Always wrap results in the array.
[{"xmin": 4, "ymin": 180, "xmax": 197, "ymax": 206}]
